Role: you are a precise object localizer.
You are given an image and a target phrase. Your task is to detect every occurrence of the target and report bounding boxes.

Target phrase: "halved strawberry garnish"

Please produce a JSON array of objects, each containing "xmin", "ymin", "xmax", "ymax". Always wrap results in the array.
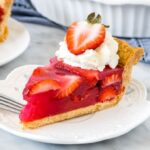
[
  {"xmin": 57, "ymin": 75, "xmax": 81, "ymax": 98},
  {"xmin": 99, "ymin": 86, "xmax": 117, "ymax": 102},
  {"xmin": 29, "ymin": 79, "xmax": 60, "ymax": 95},
  {"xmin": 101, "ymin": 73, "xmax": 122, "ymax": 88},
  {"xmin": 66, "ymin": 13, "xmax": 106, "ymax": 55}
]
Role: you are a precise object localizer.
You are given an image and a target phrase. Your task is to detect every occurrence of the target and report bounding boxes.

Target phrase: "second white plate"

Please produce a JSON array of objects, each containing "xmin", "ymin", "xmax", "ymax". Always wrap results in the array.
[
  {"xmin": 0, "ymin": 18, "xmax": 30, "ymax": 66},
  {"xmin": 0, "ymin": 65, "xmax": 149, "ymax": 144}
]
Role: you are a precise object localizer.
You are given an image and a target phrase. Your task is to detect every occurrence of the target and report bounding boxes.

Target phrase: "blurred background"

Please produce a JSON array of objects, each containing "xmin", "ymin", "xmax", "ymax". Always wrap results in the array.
[
  {"xmin": 14, "ymin": 0, "xmax": 150, "ymax": 37},
  {"xmin": 11, "ymin": 0, "xmax": 150, "ymax": 64}
]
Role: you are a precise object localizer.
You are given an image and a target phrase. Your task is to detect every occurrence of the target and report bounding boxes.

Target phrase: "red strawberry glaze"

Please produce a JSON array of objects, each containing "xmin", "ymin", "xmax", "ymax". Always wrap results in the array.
[
  {"xmin": 54, "ymin": 59, "xmax": 123, "ymax": 82},
  {"xmin": 20, "ymin": 84, "xmax": 99, "ymax": 122},
  {"xmin": 23, "ymin": 65, "xmax": 70, "ymax": 100},
  {"xmin": 20, "ymin": 58, "xmax": 124, "ymax": 122}
]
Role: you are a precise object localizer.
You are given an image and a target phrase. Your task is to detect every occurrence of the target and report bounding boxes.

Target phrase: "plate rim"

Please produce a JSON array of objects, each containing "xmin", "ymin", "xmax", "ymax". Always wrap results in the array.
[
  {"xmin": 0, "ymin": 18, "xmax": 30, "ymax": 66},
  {"xmin": 0, "ymin": 101, "xmax": 150, "ymax": 145},
  {"xmin": 0, "ymin": 65, "xmax": 150, "ymax": 144}
]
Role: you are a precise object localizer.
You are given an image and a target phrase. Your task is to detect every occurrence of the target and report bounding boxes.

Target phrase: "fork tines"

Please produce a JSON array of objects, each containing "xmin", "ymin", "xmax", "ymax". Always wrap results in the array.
[{"xmin": 0, "ymin": 95, "xmax": 24, "ymax": 114}]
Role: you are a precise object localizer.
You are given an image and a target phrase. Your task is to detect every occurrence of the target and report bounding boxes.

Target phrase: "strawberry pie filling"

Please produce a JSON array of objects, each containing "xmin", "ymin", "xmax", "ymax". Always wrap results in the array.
[
  {"xmin": 20, "ymin": 58, "xmax": 123, "ymax": 122},
  {"xmin": 20, "ymin": 13, "xmax": 124, "ymax": 123}
]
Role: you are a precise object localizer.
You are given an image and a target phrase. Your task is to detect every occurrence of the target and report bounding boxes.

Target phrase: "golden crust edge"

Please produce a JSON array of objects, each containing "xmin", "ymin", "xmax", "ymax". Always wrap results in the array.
[
  {"xmin": 22, "ymin": 38, "xmax": 144, "ymax": 129},
  {"xmin": 0, "ymin": 25, "xmax": 8, "ymax": 42},
  {"xmin": 116, "ymin": 38, "xmax": 144, "ymax": 88},
  {"xmin": 0, "ymin": 0, "xmax": 13, "ymax": 43}
]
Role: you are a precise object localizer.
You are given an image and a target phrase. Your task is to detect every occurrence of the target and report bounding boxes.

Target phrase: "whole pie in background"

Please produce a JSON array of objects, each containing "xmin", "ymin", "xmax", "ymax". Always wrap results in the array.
[{"xmin": 0, "ymin": 0, "xmax": 13, "ymax": 43}]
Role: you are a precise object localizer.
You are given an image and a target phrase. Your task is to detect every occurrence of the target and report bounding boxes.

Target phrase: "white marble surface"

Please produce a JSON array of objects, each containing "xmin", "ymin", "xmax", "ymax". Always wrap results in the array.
[{"xmin": 0, "ymin": 23, "xmax": 150, "ymax": 149}]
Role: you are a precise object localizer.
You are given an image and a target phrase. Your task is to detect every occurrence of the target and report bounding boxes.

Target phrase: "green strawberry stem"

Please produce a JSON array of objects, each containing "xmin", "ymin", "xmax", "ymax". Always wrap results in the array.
[
  {"xmin": 103, "ymin": 24, "xmax": 110, "ymax": 28},
  {"xmin": 87, "ymin": 12, "xmax": 101, "ymax": 24},
  {"xmin": 86, "ymin": 12, "xmax": 109, "ymax": 28}
]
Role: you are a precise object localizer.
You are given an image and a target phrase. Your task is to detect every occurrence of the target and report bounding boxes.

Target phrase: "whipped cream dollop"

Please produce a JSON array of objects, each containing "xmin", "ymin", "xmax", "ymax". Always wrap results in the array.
[{"xmin": 55, "ymin": 31, "xmax": 119, "ymax": 71}]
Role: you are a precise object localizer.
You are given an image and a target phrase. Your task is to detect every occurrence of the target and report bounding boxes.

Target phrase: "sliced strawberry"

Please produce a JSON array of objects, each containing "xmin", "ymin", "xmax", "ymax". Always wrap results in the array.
[
  {"xmin": 55, "ymin": 60, "xmax": 124, "ymax": 83},
  {"xmin": 31, "ymin": 66, "xmax": 56, "ymax": 79},
  {"xmin": 55, "ymin": 61, "xmax": 99, "ymax": 83},
  {"xmin": 57, "ymin": 75, "xmax": 81, "ymax": 98},
  {"xmin": 66, "ymin": 21, "xmax": 106, "ymax": 55},
  {"xmin": 32, "ymin": 67, "xmax": 48, "ymax": 77},
  {"xmin": 99, "ymin": 66, "xmax": 123, "ymax": 78},
  {"xmin": 101, "ymin": 73, "xmax": 122, "ymax": 88},
  {"xmin": 29, "ymin": 79, "xmax": 60, "ymax": 95},
  {"xmin": 99, "ymin": 86, "xmax": 117, "ymax": 102}
]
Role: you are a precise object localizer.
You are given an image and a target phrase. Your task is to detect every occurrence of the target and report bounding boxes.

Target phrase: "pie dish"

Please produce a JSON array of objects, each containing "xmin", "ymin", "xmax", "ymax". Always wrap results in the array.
[
  {"xmin": 32, "ymin": 0, "xmax": 150, "ymax": 37},
  {"xmin": 0, "ymin": 0, "xmax": 13, "ymax": 42},
  {"xmin": 20, "ymin": 13, "xmax": 144, "ymax": 129}
]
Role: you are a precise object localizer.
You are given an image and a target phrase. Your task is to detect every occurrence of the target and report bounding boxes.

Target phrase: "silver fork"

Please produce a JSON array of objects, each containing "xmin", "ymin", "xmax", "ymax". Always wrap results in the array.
[{"xmin": 0, "ymin": 94, "xmax": 24, "ymax": 114}]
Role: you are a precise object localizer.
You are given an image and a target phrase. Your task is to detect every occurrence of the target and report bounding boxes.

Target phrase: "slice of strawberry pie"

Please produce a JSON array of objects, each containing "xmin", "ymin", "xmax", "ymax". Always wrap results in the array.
[{"xmin": 20, "ymin": 13, "xmax": 144, "ymax": 129}]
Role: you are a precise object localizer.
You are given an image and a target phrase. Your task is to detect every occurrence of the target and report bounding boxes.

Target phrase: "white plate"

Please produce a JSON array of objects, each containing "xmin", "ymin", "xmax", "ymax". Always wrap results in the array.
[
  {"xmin": 0, "ymin": 18, "xmax": 30, "ymax": 66},
  {"xmin": 0, "ymin": 65, "xmax": 150, "ymax": 144}
]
